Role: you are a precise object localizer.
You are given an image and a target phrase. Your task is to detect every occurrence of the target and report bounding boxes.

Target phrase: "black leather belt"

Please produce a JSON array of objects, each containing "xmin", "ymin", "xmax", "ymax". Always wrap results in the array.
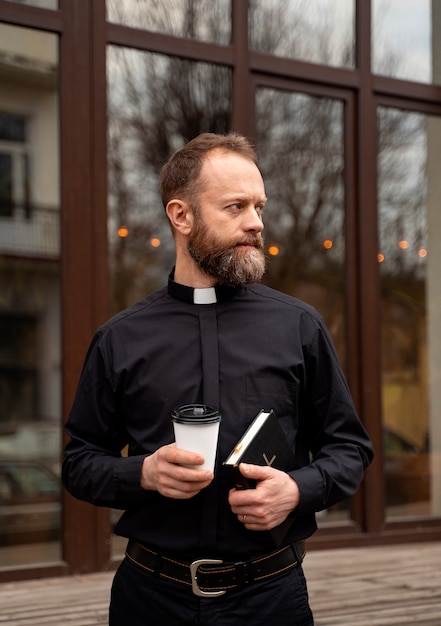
[{"xmin": 125, "ymin": 539, "xmax": 306, "ymax": 597}]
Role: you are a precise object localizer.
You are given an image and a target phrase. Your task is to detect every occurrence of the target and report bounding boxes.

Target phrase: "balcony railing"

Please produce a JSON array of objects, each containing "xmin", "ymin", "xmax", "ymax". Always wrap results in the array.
[{"xmin": 0, "ymin": 205, "xmax": 59, "ymax": 259}]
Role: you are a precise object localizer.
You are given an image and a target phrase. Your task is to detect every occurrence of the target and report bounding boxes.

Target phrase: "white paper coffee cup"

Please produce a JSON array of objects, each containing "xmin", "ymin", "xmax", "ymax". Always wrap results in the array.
[{"xmin": 172, "ymin": 404, "xmax": 221, "ymax": 472}]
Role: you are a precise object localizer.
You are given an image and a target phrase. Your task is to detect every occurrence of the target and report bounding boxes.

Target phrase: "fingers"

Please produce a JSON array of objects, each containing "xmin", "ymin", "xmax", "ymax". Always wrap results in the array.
[
  {"xmin": 236, "ymin": 507, "xmax": 280, "ymax": 531},
  {"xmin": 163, "ymin": 444, "xmax": 206, "ymax": 468},
  {"xmin": 236, "ymin": 509, "xmax": 269, "ymax": 531},
  {"xmin": 159, "ymin": 474, "xmax": 212, "ymax": 499},
  {"xmin": 141, "ymin": 444, "xmax": 214, "ymax": 499},
  {"xmin": 237, "ymin": 462, "xmax": 272, "ymax": 480},
  {"xmin": 229, "ymin": 464, "xmax": 299, "ymax": 530}
]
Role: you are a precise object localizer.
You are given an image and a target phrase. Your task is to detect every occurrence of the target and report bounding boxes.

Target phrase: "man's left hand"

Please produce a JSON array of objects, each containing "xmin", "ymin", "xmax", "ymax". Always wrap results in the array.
[{"xmin": 228, "ymin": 463, "xmax": 300, "ymax": 531}]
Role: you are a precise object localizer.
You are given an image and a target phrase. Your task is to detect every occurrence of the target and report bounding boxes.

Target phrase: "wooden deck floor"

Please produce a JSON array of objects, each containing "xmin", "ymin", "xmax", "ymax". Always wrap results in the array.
[{"xmin": 0, "ymin": 541, "xmax": 440, "ymax": 625}]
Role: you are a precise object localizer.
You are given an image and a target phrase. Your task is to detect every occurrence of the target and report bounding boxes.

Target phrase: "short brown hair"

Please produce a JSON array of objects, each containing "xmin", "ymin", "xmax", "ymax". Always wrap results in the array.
[{"xmin": 160, "ymin": 132, "xmax": 258, "ymax": 208}]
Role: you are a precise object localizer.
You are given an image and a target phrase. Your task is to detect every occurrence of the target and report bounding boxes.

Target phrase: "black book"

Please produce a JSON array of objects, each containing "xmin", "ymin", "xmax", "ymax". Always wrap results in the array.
[{"xmin": 223, "ymin": 409, "xmax": 297, "ymax": 545}]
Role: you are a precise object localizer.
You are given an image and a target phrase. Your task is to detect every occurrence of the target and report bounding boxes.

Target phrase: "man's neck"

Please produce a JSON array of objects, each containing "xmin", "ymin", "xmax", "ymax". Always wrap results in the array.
[{"xmin": 173, "ymin": 259, "xmax": 217, "ymax": 289}]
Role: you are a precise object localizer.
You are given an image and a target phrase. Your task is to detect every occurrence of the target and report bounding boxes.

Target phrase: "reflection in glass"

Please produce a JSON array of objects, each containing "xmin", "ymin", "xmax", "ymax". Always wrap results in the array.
[
  {"xmin": 256, "ymin": 89, "xmax": 346, "ymax": 363},
  {"xmin": 249, "ymin": 0, "xmax": 354, "ymax": 68},
  {"xmin": 106, "ymin": 0, "xmax": 231, "ymax": 45},
  {"xmin": 0, "ymin": 24, "xmax": 61, "ymax": 564},
  {"xmin": 378, "ymin": 107, "xmax": 441, "ymax": 519},
  {"xmin": 255, "ymin": 89, "xmax": 348, "ymax": 524},
  {"xmin": 372, "ymin": 0, "xmax": 439, "ymax": 85}
]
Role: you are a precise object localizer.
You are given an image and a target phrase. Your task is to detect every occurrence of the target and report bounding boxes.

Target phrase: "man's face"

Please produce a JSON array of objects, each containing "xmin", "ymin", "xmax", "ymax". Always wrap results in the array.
[{"xmin": 187, "ymin": 150, "xmax": 267, "ymax": 287}]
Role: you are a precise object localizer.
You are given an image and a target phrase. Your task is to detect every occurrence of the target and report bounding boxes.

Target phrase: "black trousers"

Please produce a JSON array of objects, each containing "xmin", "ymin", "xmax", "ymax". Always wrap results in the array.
[{"xmin": 109, "ymin": 555, "xmax": 314, "ymax": 626}]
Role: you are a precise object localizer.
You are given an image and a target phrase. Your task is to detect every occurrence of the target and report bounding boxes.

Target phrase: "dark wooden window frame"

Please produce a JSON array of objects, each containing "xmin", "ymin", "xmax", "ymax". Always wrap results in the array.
[{"xmin": 1, "ymin": 0, "xmax": 441, "ymax": 580}]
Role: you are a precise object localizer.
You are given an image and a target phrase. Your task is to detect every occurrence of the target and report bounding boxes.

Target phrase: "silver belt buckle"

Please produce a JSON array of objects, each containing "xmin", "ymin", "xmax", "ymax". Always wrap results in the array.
[{"xmin": 189, "ymin": 559, "xmax": 226, "ymax": 597}]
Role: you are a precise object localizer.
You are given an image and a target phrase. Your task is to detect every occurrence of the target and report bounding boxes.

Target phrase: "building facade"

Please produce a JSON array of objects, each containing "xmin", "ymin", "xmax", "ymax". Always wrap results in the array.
[{"xmin": 0, "ymin": 0, "xmax": 441, "ymax": 581}]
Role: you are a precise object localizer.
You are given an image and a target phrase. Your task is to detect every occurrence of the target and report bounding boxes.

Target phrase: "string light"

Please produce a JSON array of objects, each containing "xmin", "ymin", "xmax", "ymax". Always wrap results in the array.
[
  {"xmin": 268, "ymin": 245, "xmax": 280, "ymax": 256},
  {"xmin": 118, "ymin": 227, "xmax": 129, "ymax": 238},
  {"xmin": 323, "ymin": 239, "xmax": 333, "ymax": 250},
  {"xmin": 150, "ymin": 237, "xmax": 161, "ymax": 248}
]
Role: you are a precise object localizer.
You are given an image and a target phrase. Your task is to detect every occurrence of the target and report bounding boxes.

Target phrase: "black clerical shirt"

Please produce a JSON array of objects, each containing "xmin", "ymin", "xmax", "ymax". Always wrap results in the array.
[{"xmin": 62, "ymin": 275, "xmax": 373, "ymax": 559}]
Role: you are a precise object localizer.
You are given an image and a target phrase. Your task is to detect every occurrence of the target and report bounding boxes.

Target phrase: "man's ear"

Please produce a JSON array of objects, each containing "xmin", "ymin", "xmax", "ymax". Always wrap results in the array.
[{"xmin": 166, "ymin": 199, "xmax": 193, "ymax": 236}]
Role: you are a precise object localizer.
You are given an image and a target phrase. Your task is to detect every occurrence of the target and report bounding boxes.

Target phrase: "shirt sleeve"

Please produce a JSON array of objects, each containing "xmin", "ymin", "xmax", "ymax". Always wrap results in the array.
[
  {"xmin": 290, "ymin": 317, "xmax": 374, "ymax": 515},
  {"xmin": 62, "ymin": 331, "xmax": 149, "ymax": 509}
]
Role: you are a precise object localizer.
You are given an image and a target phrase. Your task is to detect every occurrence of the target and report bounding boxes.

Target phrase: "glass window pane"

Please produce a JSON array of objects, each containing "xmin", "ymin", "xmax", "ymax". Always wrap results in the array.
[
  {"xmin": 0, "ymin": 114, "xmax": 26, "ymax": 142},
  {"xmin": 0, "ymin": 24, "xmax": 61, "ymax": 565},
  {"xmin": 373, "ymin": 0, "xmax": 439, "ymax": 85},
  {"xmin": 249, "ymin": 0, "xmax": 355, "ymax": 68},
  {"xmin": 107, "ymin": 47, "xmax": 231, "ymax": 556},
  {"xmin": 378, "ymin": 106, "xmax": 441, "ymax": 520},
  {"xmin": 106, "ymin": 0, "xmax": 231, "ymax": 45},
  {"xmin": 0, "ymin": 153, "xmax": 13, "ymax": 217},
  {"xmin": 255, "ymin": 88, "xmax": 348, "ymax": 523}
]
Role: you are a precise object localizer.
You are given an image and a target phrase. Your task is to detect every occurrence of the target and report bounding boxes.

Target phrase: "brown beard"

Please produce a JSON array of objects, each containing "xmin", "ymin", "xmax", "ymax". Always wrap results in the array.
[{"xmin": 188, "ymin": 214, "xmax": 266, "ymax": 286}]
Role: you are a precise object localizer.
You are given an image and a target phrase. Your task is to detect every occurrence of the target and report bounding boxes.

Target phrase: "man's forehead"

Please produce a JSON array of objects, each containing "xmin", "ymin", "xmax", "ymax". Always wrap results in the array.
[
  {"xmin": 202, "ymin": 147, "xmax": 253, "ymax": 168},
  {"xmin": 199, "ymin": 149, "xmax": 262, "ymax": 186}
]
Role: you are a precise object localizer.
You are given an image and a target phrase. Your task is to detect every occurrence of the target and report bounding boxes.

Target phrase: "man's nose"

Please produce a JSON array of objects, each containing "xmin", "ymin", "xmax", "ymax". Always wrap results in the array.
[{"xmin": 243, "ymin": 207, "xmax": 264, "ymax": 233}]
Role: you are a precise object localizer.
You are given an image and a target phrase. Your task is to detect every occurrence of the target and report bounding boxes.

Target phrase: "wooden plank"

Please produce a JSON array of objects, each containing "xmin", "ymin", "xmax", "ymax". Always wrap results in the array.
[{"xmin": 303, "ymin": 542, "xmax": 441, "ymax": 626}]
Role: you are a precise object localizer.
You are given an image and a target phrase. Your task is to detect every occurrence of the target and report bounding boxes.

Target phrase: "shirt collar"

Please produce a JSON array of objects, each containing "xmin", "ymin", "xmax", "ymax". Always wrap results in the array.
[{"xmin": 167, "ymin": 270, "xmax": 242, "ymax": 304}]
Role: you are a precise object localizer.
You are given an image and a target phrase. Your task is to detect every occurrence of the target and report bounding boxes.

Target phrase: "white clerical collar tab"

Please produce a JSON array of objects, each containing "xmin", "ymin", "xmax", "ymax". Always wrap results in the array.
[{"xmin": 193, "ymin": 287, "xmax": 217, "ymax": 304}]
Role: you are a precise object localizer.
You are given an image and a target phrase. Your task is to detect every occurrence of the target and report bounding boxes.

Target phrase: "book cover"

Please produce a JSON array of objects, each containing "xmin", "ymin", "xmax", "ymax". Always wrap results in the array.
[{"xmin": 223, "ymin": 409, "xmax": 297, "ymax": 545}]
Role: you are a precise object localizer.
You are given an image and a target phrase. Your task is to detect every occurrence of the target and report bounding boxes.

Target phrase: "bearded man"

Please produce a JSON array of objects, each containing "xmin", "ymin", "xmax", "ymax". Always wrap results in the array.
[{"xmin": 62, "ymin": 132, "xmax": 373, "ymax": 626}]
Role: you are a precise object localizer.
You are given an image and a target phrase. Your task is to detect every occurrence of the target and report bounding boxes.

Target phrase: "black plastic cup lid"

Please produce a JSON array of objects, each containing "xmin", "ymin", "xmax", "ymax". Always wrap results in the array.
[{"xmin": 172, "ymin": 404, "xmax": 221, "ymax": 424}]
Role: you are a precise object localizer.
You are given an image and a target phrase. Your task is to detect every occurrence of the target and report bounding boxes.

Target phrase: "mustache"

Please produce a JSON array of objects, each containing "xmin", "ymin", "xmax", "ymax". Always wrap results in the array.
[{"xmin": 236, "ymin": 235, "xmax": 264, "ymax": 250}]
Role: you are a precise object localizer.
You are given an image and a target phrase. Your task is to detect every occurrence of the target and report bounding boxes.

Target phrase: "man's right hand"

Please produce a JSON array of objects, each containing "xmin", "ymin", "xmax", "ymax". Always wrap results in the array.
[{"xmin": 140, "ymin": 443, "xmax": 214, "ymax": 499}]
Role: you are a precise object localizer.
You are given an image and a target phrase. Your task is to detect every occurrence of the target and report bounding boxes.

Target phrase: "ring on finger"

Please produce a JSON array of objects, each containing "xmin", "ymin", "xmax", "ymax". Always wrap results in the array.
[{"xmin": 242, "ymin": 514, "xmax": 247, "ymax": 523}]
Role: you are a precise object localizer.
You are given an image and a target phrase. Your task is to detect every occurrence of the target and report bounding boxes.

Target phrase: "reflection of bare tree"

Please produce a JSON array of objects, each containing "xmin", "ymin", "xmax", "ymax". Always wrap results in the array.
[
  {"xmin": 107, "ymin": 0, "xmax": 230, "ymax": 44},
  {"xmin": 378, "ymin": 108, "xmax": 427, "ymax": 281},
  {"xmin": 249, "ymin": 0, "xmax": 354, "ymax": 67},
  {"xmin": 377, "ymin": 108, "xmax": 427, "ymax": 404},
  {"xmin": 256, "ymin": 90, "xmax": 344, "ymax": 294}
]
